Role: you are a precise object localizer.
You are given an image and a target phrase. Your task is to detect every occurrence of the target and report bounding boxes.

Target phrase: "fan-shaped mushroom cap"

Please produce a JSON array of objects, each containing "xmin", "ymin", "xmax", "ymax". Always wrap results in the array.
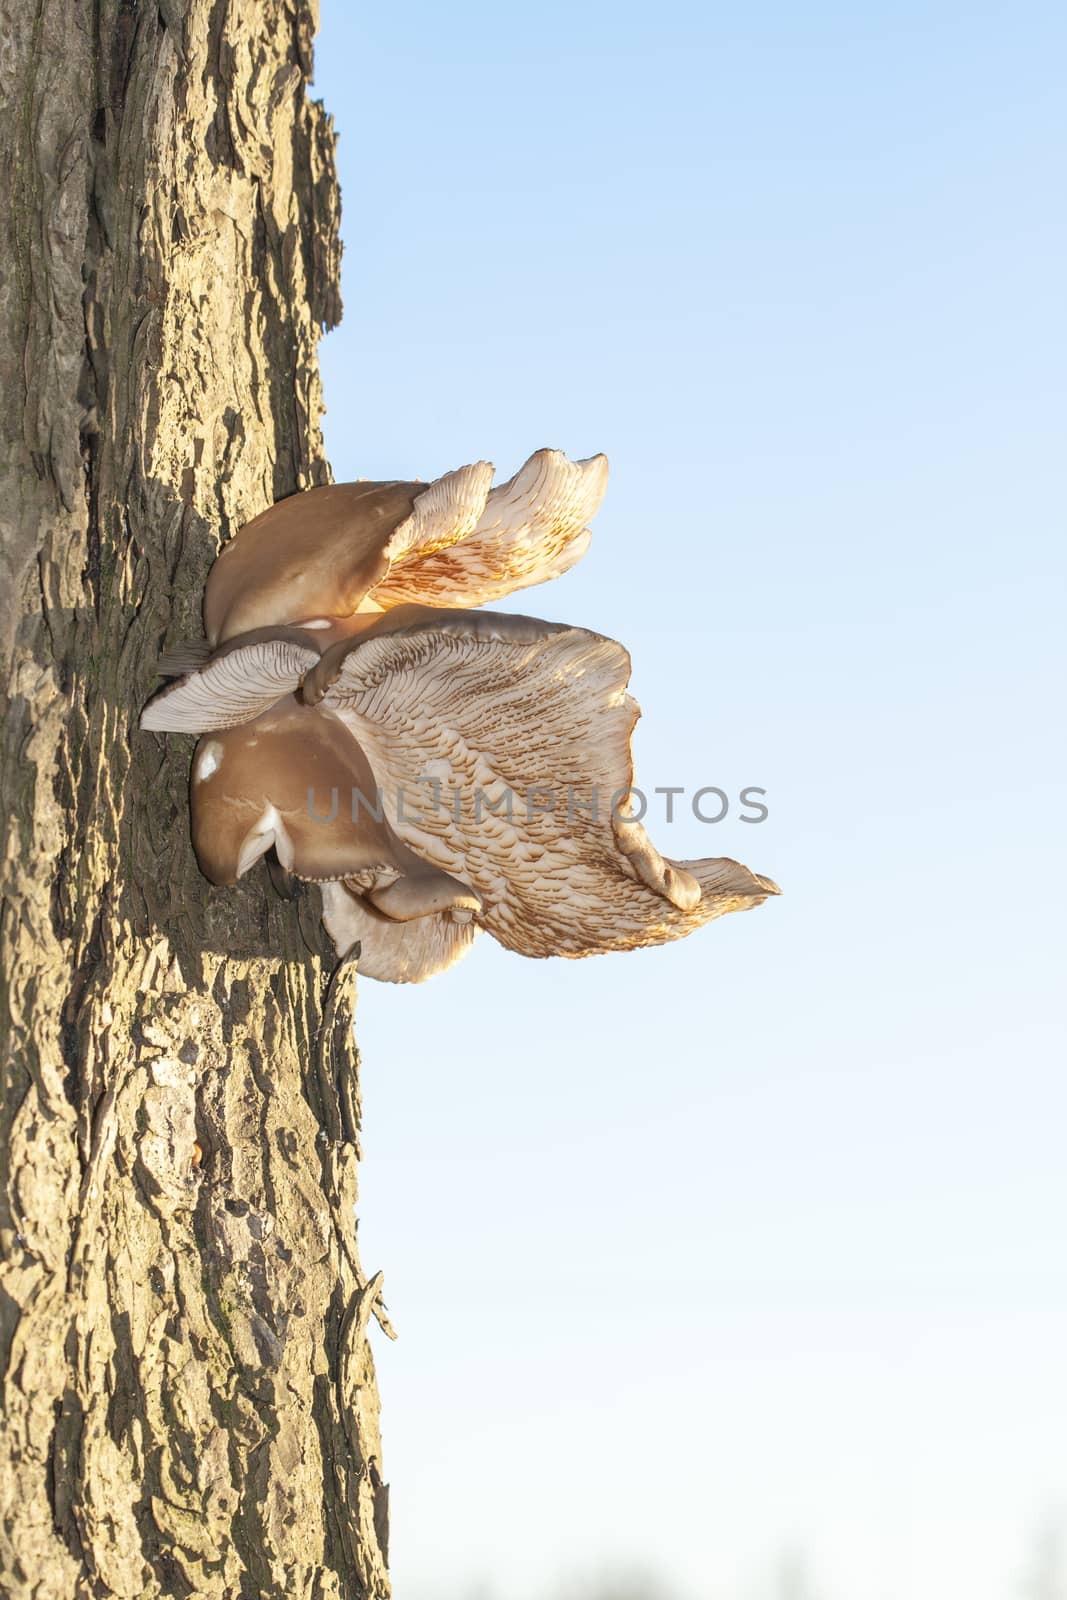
[
  {"xmin": 189, "ymin": 696, "xmax": 481, "ymax": 927},
  {"xmin": 141, "ymin": 604, "xmax": 574, "ymax": 732},
  {"xmin": 203, "ymin": 465, "xmax": 494, "ymax": 646},
  {"xmin": 313, "ymin": 612, "xmax": 779, "ymax": 959},
  {"xmin": 371, "ymin": 448, "xmax": 608, "ymax": 609},
  {"xmin": 200, "ymin": 449, "xmax": 607, "ymax": 649},
  {"xmin": 299, "ymin": 603, "xmax": 573, "ymax": 707},
  {"xmin": 141, "ymin": 630, "xmax": 320, "ymax": 732},
  {"xmin": 146, "ymin": 600, "xmax": 777, "ymax": 973}
]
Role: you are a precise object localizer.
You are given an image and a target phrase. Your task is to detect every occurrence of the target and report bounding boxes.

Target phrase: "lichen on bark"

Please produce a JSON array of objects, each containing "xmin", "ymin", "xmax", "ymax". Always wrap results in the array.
[{"xmin": 0, "ymin": 2, "xmax": 391, "ymax": 1594}]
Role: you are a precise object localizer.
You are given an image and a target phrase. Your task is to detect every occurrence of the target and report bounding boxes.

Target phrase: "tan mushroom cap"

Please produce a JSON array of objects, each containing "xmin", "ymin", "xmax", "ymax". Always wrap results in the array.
[
  {"xmin": 313, "ymin": 612, "xmax": 779, "ymax": 960},
  {"xmin": 150, "ymin": 601, "xmax": 778, "ymax": 974},
  {"xmin": 201, "ymin": 448, "xmax": 608, "ymax": 648},
  {"xmin": 300, "ymin": 603, "xmax": 574, "ymax": 706},
  {"xmin": 203, "ymin": 467, "xmax": 493, "ymax": 646},
  {"xmin": 204, "ymin": 480, "xmax": 419, "ymax": 645},
  {"xmin": 189, "ymin": 696, "xmax": 482, "ymax": 929}
]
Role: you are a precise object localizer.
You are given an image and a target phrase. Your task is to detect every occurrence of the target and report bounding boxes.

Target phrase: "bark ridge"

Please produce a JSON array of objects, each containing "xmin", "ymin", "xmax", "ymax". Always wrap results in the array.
[{"xmin": 0, "ymin": 1, "xmax": 390, "ymax": 1594}]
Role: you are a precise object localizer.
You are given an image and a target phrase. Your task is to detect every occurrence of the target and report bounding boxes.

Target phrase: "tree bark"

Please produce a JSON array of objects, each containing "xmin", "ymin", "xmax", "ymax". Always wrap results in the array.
[{"xmin": 0, "ymin": 2, "xmax": 392, "ymax": 1595}]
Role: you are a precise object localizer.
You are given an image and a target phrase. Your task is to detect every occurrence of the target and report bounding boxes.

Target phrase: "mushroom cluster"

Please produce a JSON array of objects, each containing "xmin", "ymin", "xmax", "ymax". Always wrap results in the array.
[{"xmin": 142, "ymin": 449, "xmax": 778, "ymax": 982}]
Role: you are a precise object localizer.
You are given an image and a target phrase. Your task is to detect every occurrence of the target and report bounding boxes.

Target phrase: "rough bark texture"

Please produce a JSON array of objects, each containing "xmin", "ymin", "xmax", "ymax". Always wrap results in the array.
[{"xmin": 0, "ymin": 2, "xmax": 393, "ymax": 1594}]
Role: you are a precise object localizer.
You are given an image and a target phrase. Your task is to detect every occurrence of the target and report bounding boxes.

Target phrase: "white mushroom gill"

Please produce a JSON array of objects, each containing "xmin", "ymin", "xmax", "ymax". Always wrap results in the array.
[{"xmin": 141, "ymin": 448, "xmax": 779, "ymax": 981}]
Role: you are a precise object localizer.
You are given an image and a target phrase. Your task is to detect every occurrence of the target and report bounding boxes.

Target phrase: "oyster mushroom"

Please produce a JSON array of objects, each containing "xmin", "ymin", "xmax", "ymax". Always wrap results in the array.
[
  {"xmin": 141, "ymin": 446, "xmax": 778, "ymax": 981},
  {"xmin": 201, "ymin": 448, "xmax": 607, "ymax": 650},
  {"xmin": 147, "ymin": 605, "xmax": 777, "ymax": 978},
  {"xmin": 303, "ymin": 611, "xmax": 778, "ymax": 959},
  {"xmin": 189, "ymin": 695, "xmax": 482, "ymax": 982}
]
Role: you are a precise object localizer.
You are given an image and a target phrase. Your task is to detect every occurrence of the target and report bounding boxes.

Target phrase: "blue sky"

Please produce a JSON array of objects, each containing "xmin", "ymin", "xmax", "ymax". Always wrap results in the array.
[{"xmin": 314, "ymin": 3, "xmax": 1066, "ymax": 1596}]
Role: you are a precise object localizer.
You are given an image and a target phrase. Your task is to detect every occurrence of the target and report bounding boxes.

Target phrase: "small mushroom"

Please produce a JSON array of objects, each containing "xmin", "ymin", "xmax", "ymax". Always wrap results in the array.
[{"xmin": 319, "ymin": 883, "xmax": 477, "ymax": 984}]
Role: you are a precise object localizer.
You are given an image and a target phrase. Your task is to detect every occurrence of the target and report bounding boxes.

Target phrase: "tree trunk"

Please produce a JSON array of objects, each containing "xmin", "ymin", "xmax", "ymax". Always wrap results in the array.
[{"xmin": 0, "ymin": 2, "xmax": 392, "ymax": 1595}]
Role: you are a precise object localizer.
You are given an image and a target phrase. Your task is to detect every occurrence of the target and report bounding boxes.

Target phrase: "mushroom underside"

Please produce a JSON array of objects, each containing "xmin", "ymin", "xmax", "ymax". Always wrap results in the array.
[
  {"xmin": 201, "ymin": 448, "xmax": 607, "ymax": 646},
  {"xmin": 142, "ymin": 448, "xmax": 778, "ymax": 981},
  {"xmin": 175, "ymin": 616, "xmax": 777, "ymax": 974},
  {"xmin": 320, "ymin": 882, "xmax": 478, "ymax": 983}
]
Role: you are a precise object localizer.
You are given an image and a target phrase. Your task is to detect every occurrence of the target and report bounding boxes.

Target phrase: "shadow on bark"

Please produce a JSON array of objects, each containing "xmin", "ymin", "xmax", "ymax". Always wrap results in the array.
[{"xmin": 0, "ymin": 1, "xmax": 391, "ymax": 1595}]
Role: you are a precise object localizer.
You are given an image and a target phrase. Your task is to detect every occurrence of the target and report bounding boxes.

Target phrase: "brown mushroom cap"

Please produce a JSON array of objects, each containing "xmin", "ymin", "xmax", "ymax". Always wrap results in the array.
[
  {"xmin": 142, "ymin": 439, "xmax": 779, "ymax": 980},
  {"xmin": 149, "ymin": 601, "xmax": 777, "ymax": 973},
  {"xmin": 188, "ymin": 695, "xmax": 481, "ymax": 927},
  {"xmin": 204, "ymin": 481, "xmax": 418, "ymax": 645},
  {"xmin": 200, "ymin": 449, "xmax": 608, "ymax": 649},
  {"xmin": 203, "ymin": 463, "xmax": 494, "ymax": 645}
]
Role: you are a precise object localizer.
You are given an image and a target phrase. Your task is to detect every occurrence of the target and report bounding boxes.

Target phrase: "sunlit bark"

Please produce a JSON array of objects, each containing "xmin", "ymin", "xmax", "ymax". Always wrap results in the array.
[{"xmin": 0, "ymin": 2, "xmax": 390, "ymax": 1593}]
